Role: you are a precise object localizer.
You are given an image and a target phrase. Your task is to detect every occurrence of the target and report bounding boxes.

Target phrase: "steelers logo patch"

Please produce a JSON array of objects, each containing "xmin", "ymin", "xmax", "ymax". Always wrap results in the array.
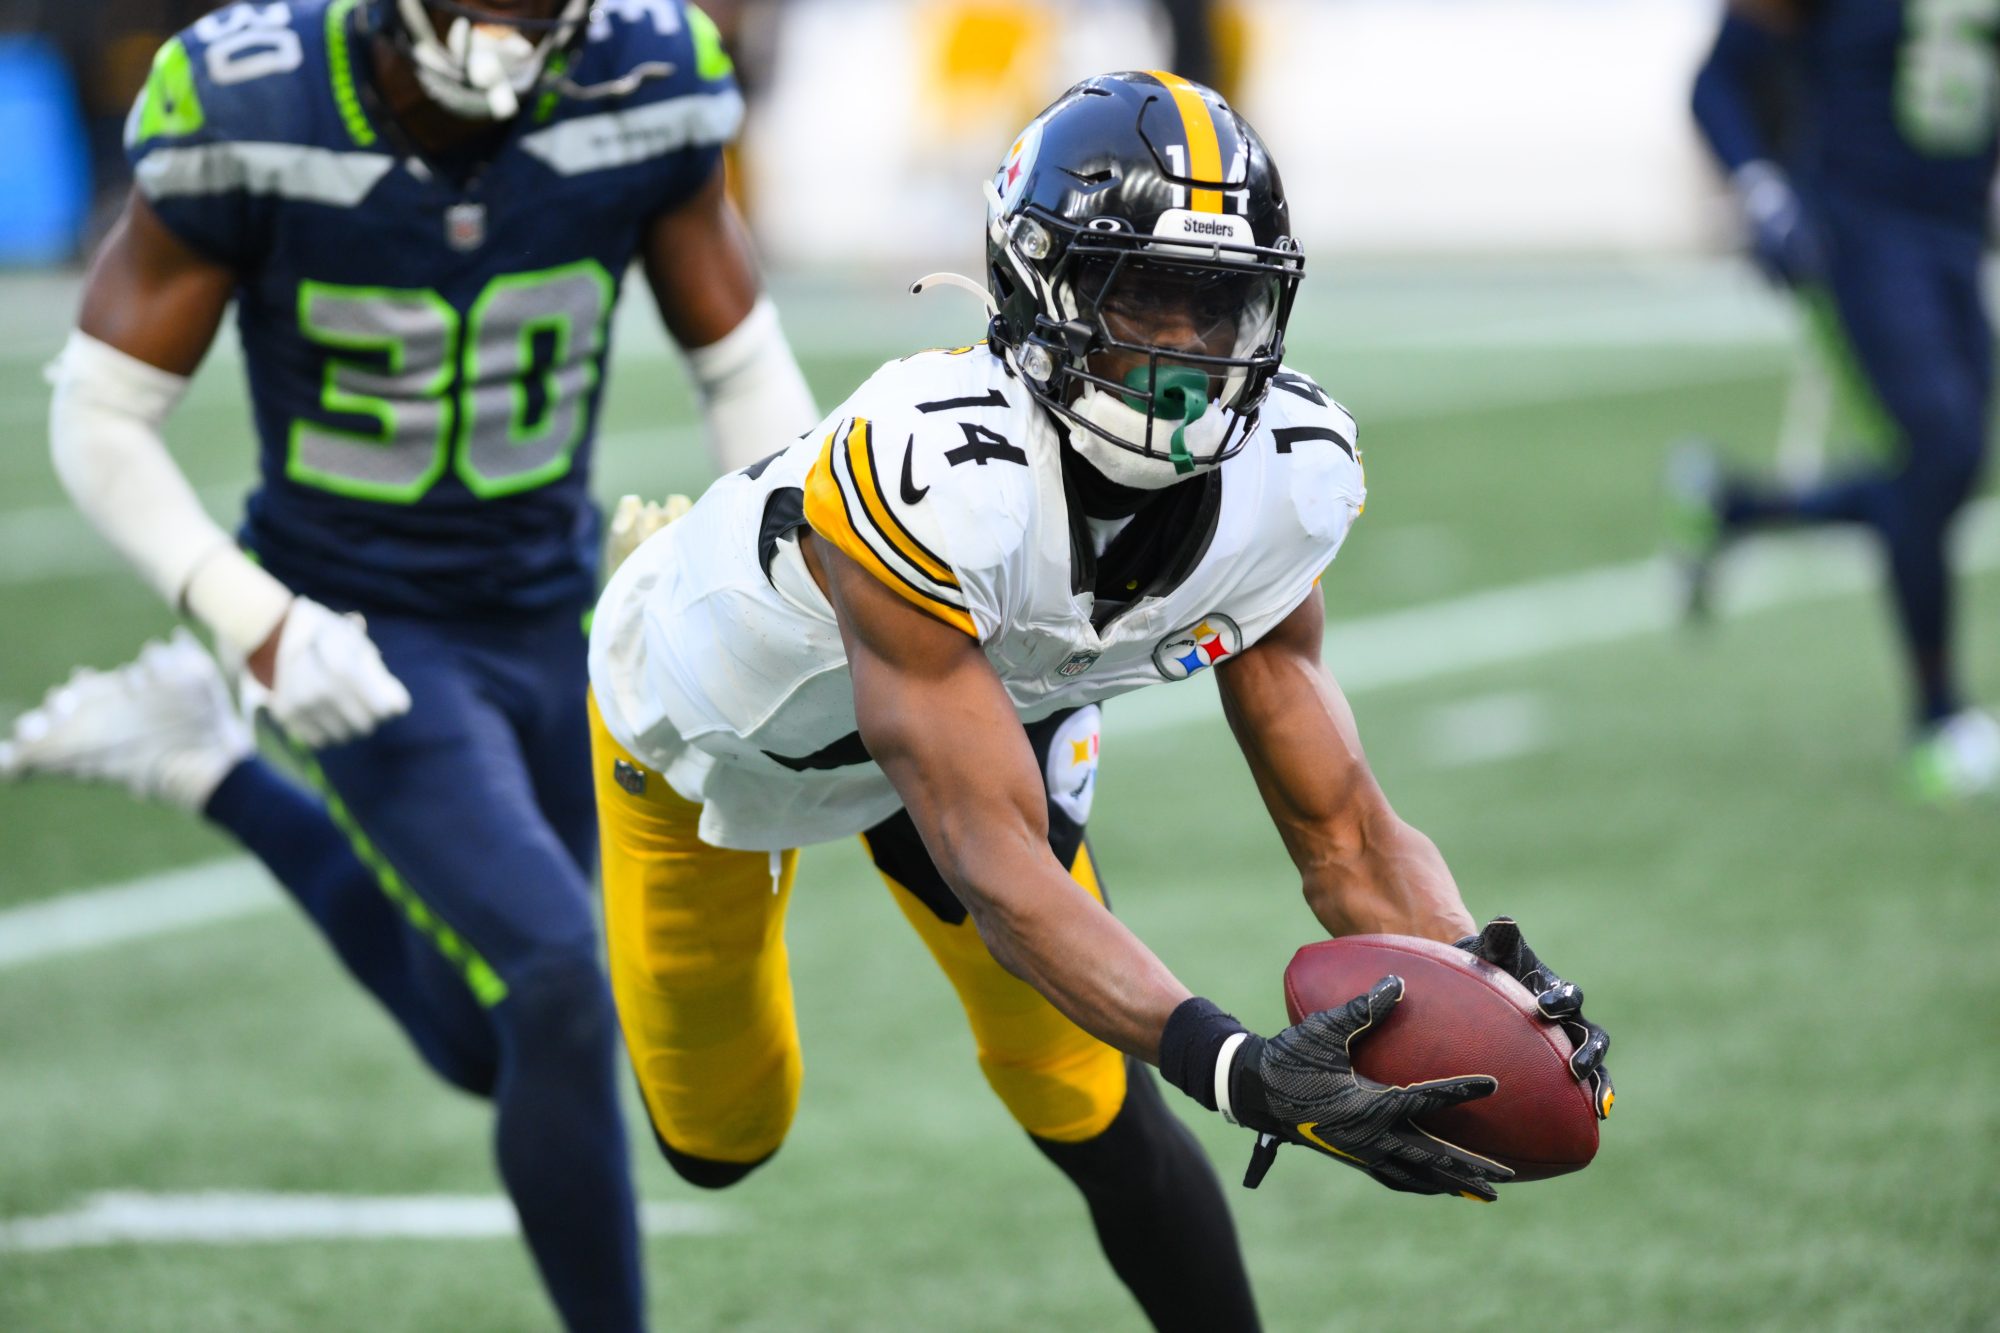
[{"xmin": 1152, "ymin": 613, "xmax": 1243, "ymax": 681}]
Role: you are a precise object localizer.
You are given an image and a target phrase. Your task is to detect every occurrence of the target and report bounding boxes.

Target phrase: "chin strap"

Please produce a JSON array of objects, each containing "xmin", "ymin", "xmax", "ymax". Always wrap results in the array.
[
  {"xmin": 548, "ymin": 61, "xmax": 678, "ymax": 101},
  {"xmin": 909, "ymin": 272, "xmax": 999, "ymax": 318}
]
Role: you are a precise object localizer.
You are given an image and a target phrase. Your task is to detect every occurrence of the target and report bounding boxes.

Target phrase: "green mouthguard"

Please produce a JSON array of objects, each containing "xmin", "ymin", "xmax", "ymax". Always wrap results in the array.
[{"xmin": 1120, "ymin": 366, "xmax": 1210, "ymax": 474}]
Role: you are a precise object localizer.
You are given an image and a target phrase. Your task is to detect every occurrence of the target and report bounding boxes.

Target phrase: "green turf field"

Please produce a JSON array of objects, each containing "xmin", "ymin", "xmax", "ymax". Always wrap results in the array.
[{"xmin": 1, "ymin": 260, "xmax": 1996, "ymax": 1331}]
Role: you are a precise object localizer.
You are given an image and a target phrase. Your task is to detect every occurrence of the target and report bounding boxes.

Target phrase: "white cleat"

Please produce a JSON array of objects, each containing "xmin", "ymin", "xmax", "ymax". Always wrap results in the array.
[
  {"xmin": 1905, "ymin": 709, "xmax": 2000, "ymax": 803},
  {"xmin": 0, "ymin": 628, "xmax": 252, "ymax": 812}
]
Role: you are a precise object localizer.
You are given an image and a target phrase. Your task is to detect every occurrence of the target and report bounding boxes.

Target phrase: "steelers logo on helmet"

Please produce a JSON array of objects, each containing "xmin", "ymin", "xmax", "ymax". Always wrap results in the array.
[
  {"xmin": 994, "ymin": 119, "xmax": 1046, "ymax": 215},
  {"xmin": 984, "ymin": 72, "xmax": 1304, "ymax": 490}
]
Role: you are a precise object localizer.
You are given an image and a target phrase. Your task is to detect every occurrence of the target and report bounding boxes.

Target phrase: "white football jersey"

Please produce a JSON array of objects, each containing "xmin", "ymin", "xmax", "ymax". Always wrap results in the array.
[{"xmin": 589, "ymin": 344, "xmax": 1364, "ymax": 851}]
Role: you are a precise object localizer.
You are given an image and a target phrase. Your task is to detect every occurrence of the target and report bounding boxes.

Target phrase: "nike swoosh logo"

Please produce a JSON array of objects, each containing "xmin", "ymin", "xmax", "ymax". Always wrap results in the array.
[
  {"xmin": 899, "ymin": 437, "xmax": 930, "ymax": 505},
  {"xmin": 1293, "ymin": 1123, "xmax": 1365, "ymax": 1164}
]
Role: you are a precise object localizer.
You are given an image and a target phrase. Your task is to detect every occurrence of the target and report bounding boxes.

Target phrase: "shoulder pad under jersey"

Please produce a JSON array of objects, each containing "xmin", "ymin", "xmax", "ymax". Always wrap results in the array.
[
  {"xmin": 518, "ymin": 1, "xmax": 743, "ymax": 199},
  {"xmin": 575, "ymin": 0, "xmax": 739, "ymax": 103},
  {"xmin": 803, "ymin": 348, "xmax": 1039, "ymax": 638},
  {"xmin": 1260, "ymin": 368, "xmax": 1366, "ymax": 541},
  {"xmin": 123, "ymin": 0, "xmax": 388, "ymax": 264}
]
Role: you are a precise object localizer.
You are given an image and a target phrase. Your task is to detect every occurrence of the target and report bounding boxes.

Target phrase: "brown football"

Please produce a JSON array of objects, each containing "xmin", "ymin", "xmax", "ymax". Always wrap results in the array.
[{"xmin": 1283, "ymin": 934, "xmax": 1598, "ymax": 1181}]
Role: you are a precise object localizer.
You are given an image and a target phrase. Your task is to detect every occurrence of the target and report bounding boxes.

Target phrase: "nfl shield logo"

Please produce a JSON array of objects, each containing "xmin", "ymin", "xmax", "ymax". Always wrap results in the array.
[
  {"xmin": 1056, "ymin": 649, "xmax": 1101, "ymax": 678},
  {"xmin": 445, "ymin": 202, "xmax": 487, "ymax": 252},
  {"xmin": 613, "ymin": 759, "xmax": 647, "ymax": 795}
]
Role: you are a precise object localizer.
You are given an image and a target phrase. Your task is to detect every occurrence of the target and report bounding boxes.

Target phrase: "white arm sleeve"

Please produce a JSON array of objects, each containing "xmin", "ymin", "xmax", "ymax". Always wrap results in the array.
[
  {"xmin": 49, "ymin": 330, "xmax": 292, "ymax": 658},
  {"xmin": 681, "ymin": 296, "xmax": 819, "ymax": 473}
]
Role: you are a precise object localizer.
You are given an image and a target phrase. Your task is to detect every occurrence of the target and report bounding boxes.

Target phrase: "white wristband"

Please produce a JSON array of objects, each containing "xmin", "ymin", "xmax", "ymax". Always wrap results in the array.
[
  {"xmin": 1214, "ymin": 1031, "xmax": 1251, "ymax": 1127},
  {"xmin": 182, "ymin": 544, "xmax": 294, "ymax": 662}
]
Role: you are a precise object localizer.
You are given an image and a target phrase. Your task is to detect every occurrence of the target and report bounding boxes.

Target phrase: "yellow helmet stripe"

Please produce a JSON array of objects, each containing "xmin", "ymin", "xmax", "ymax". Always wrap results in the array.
[{"xmin": 1145, "ymin": 69, "xmax": 1224, "ymax": 213}]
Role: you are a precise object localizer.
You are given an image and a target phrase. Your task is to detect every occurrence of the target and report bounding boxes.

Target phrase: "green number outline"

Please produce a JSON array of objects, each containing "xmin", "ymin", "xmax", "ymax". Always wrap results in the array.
[
  {"xmin": 1896, "ymin": 0, "xmax": 2000, "ymax": 156},
  {"xmin": 454, "ymin": 259, "xmax": 615, "ymax": 500},
  {"xmin": 289, "ymin": 281, "xmax": 459, "ymax": 503},
  {"xmin": 288, "ymin": 262, "xmax": 614, "ymax": 504}
]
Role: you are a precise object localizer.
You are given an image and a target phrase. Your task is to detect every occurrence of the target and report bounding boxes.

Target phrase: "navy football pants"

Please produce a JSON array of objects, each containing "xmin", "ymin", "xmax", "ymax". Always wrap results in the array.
[
  {"xmin": 203, "ymin": 598, "xmax": 643, "ymax": 1332},
  {"xmin": 1729, "ymin": 192, "xmax": 1992, "ymax": 723}
]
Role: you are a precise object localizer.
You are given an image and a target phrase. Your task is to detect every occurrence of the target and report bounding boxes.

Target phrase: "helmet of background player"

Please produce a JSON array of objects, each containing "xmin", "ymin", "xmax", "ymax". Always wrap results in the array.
[
  {"xmin": 985, "ymin": 72, "xmax": 1303, "ymax": 491},
  {"xmin": 384, "ymin": 0, "xmax": 591, "ymax": 120}
]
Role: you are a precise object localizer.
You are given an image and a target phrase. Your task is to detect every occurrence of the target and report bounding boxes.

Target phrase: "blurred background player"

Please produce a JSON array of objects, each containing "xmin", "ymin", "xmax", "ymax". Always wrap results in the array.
[
  {"xmin": 587, "ymin": 72, "xmax": 1612, "ymax": 1328},
  {"xmin": 0, "ymin": 0, "xmax": 815, "ymax": 1327},
  {"xmin": 1679, "ymin": 0, "xmax": 2000, "ymax": 799}
]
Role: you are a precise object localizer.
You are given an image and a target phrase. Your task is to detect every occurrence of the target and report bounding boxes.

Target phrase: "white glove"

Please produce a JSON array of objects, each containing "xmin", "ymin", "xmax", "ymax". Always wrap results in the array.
[
  {"xmin": 604, "ymin": 492, "xmax": 692, "ymax": 576},
  {"xmin": 251, "ymin": 597, "xmax": 412, "ymax": 749}
]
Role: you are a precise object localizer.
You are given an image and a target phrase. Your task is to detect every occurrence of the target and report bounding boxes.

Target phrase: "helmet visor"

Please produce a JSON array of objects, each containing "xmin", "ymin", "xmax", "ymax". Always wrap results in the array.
[{"xmin": 1069, "ymin": 253, "xmax": 1281, "ymax": 412}]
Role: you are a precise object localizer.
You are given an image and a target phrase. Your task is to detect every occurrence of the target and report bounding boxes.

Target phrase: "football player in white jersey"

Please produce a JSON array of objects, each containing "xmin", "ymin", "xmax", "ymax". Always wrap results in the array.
[{"xmin": 589, "ymin": 72, "xmax": 1614, "ymax": 1327}]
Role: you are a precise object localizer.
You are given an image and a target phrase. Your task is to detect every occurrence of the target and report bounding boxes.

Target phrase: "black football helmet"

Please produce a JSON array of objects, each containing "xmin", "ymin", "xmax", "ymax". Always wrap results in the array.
[{"xmin": 985, "ymin": 72, "xmax": 1303, "ymax": 475}]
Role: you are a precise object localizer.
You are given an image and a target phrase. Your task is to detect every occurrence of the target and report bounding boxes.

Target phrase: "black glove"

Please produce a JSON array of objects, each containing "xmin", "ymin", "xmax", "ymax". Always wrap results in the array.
[
  {"xmin": 1225, "ymin": 976, "xmax": 1513, "ymax": 1200},
  {"xmin": 1456, "ymin": 916, "xmax": 1614, "ymax": 1120}
]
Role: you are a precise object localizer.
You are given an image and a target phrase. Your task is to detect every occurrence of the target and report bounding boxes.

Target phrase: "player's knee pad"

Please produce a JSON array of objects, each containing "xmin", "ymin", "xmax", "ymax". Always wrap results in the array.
[
  {"xmin": 1894, "ymin": 398, "xmax": 1988, "ymax": 513},
  {"xmin": 495, "ymin": 954, "xmax": 621, "ymax": 1073},
  {"xmin": 417, "ymin": 1034, "xmax": 501, "ymax": 1099},
  {"xmin": 980, "ymin": 1027, "xmax": 1129, "ymax": 1143}
]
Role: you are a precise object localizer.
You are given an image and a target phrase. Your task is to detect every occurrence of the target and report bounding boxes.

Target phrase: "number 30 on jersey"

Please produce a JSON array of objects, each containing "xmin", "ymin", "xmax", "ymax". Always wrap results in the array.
[{"xmin": 290, "ymin": 261, "xmax": 613, "ymax": 503}]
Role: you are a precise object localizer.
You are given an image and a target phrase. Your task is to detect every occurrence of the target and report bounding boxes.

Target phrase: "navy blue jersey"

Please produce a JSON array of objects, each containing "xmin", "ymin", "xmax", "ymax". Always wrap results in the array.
[
  {"xmin": 123, "ymin": 0, "xmax": 741, "ymax": 616},
  {"xmin": 1793, "ymin": 0, "xmax": 1999, "ymax": 228}
]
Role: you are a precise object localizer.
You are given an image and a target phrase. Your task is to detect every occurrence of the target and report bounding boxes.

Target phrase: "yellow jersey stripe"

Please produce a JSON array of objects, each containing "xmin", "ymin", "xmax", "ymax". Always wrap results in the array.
[
  {"xmin": 1146, "ymin": 69, "xmax": 1224, "ymax": 213},
  {"xmin": 845, "ymin": 419, "xmax": 958, "ymax": 589},
  {"xmin": 804, "ymin": 430, "xmax": 978, "ymax": 638}
]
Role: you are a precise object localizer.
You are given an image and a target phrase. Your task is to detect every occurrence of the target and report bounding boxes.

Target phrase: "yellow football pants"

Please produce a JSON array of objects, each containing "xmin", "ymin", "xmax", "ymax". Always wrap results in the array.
[{"xmin": 588, "ymin": 695, "xmax": 1126, "ymax": 1165}]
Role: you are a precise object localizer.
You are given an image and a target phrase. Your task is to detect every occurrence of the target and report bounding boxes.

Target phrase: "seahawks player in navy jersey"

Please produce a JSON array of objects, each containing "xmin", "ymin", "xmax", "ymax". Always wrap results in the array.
[
  {"xmin": 1680, "ymin": 0, "xmax": 1999, "ymax": 797},
  {"xmin": 0, "ymin": 1, "xmax": 816, "ymax": 1327}
]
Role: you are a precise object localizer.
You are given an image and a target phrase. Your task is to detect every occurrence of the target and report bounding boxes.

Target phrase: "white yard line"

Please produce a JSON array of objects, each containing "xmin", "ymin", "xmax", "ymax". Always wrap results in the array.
[
  {"xmin": 0, "ymin": 859, "xmax": 280, "ymax": 970},
  {"xmin": 6, "ymin": 496, "xmax": 1995, "ymax": 972},
  {"xmin": 0, "ymin": 485, "xmax": 243, "ymax": 588},
  {"xmin": 1107, "ymin": 496, "xmax": 2000, "ymax": 739},
  {"xmin": 0, "ymin": 1191, "xmax": 728, "ymax": 1252},
  {"xmin": 0, "ymin": 352, "xmax": 1774, "ymax": 591},
  {"xmin": 1416, "ymin": 692, "xmax": 1556, "ymax": 770}
]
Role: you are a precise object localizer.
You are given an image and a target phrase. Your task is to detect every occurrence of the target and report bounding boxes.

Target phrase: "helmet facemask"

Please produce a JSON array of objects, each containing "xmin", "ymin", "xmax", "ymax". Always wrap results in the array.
[
  {"xmin": 390, "ymin": 0, "xmax": 589, "ymax": 120},
  {"xmin": 998, "ymin": 211, "xmax": 1301, "ymax": 491}
]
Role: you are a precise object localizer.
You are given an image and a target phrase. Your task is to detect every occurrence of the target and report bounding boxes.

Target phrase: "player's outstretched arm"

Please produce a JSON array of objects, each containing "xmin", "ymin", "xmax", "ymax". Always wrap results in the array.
[
  {"xmin": 642, "ymin": 162, "xmax": 816, "ymax": 472},
  {"xmin": 52, "ymin": 192, "xmax": 408, "ymax": 747},
  {"xmin": 807, "ymin": 531, "xmax": 1192, "ymax": 1061},
  {"xmin": 1222, "ymin": 594, "xmax": 1616, "ymax": 1123},
  {"xmin": 1215, "ymin": 590, "xmax": 1473, "ymax": 944},
  {"xmin": 811, "ymin": 534, "xmax": 1506, "ymax": 1198}
]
